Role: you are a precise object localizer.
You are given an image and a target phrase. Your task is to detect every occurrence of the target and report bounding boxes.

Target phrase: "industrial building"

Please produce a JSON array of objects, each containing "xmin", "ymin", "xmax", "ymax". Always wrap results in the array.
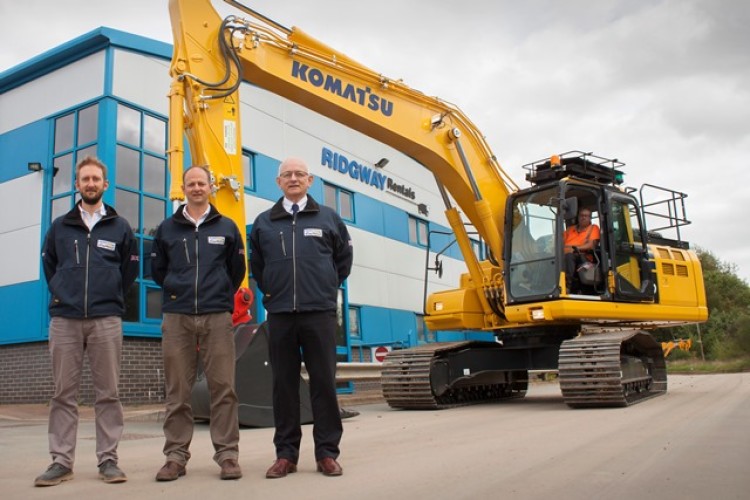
[{"xmin": 0, "ymin": 28, "xmax": 485, "ymax": 404}]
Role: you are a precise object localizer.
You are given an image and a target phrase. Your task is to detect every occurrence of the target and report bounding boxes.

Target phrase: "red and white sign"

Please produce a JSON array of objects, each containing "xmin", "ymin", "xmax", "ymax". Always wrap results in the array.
[{"xmin": 371, "ymin": 345, "xmax": 391, "ymax": 363}]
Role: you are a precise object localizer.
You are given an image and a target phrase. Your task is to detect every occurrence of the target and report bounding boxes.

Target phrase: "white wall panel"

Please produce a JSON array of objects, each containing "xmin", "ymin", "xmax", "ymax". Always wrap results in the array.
[
  {"xmin": 112, "ymin": 50, "xmax": 171, "ymax": 115},
  {"xmin": 347, "ymin": 227, "xmax": 465, "ymax": 311},
  {"xmin": 240, "ymin": 101, "xmax": 286, "ymax": 161},
  {"xmin": 0, "ymin": 53, "xmax": 104, "ymax": 134},
  {"xmin": 0, "ymin": 225, "xmax": 41, "ymax": 286},
  {"xmin": 244, "ymin": 193, "xmax": 274, "ymax": 225},
  {"xmin": 0, "ymin": 173, "xmax": 43, "ymax": 233},
  {"xmin": 0, "ymin": 174, "xmax": 44, "ymax": 285}
]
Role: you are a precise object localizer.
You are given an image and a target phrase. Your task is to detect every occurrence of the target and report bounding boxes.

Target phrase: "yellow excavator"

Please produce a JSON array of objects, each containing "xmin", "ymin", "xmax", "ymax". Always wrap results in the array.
[{"xmin": 168, "ymin": 0, "xmax": 707, "ymax": 410}]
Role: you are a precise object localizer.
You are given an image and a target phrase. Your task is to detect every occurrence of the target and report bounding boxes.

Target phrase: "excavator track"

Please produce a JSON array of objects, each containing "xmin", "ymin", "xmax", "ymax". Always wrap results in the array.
[
  {"xmin": 381, "ymin": 341, "xmax": 528, "ymax": 410},
  {"xmin": 558, "ymin": 330, "xmax": 667, "ymax": 408}
]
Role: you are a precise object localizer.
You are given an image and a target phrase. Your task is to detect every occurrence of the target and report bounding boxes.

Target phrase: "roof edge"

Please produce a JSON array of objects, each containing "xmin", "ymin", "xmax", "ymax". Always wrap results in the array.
[{"xmin": 0, "ymin": 27, "xmax": 172, "ymax": 93}]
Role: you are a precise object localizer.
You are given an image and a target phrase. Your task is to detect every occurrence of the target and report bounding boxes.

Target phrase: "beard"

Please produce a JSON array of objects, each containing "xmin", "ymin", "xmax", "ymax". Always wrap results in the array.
[{"xmin": 80, "ymin": 190, "xmax": 104, "ymax": 205}]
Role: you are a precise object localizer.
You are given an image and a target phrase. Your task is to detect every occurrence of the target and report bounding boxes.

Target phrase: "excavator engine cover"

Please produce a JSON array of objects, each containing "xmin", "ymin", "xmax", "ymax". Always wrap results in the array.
[{"xmin": 191, "ymin": 321, "xmax": 314, "ymax": 427}]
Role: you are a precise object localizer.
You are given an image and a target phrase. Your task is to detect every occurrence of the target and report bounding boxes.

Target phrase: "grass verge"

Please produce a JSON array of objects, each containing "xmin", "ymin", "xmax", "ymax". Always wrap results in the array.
[{"xmin": 667, "ymin": 357, "xmax": 750, "ymax": 374}]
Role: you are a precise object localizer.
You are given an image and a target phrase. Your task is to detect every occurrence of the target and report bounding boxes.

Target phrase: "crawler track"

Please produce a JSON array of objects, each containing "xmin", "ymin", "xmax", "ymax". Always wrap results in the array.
[
  {"xmin": 558, "ymin": 330, "xmax": 667, "ymax": 408},
  {"xmin": 381, "ymin": 342, "xmax": 527, "ymax": 409}
]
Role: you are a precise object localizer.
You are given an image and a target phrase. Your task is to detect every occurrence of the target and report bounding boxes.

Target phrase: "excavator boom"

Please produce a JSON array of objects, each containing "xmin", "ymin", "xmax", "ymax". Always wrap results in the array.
[{"xmin": 168, "ymin": 0, "xmax": 517, "ymax": 328}]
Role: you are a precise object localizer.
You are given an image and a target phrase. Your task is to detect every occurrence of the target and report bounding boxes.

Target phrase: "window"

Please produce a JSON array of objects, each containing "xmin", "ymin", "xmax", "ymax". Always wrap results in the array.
[
  {"xmin": 242, "ymin": 150, "xmax": 256, "ymax": 191},
  {"xmin": 115, "ymin": 104, "xmax": 168, "ymax": 323},
  {"xmin": 46, "ymin": 102, "xmax": 168, "ymax": 330},
  {"xmin": 507, "ymin": 188, "xmax": 560, "ymax": 299},
  {"xmin": 348, "ymin": 306, "xmax": 361, "ymax": 339},
  {"xmin": 408, "ymin": 216, "xmax": 429, "ymax": 247},
  {"xmin": 323, "ymin": 182, "xmax": 354, "ymax": 221},
  {"xmin": 49, "ymin": 103, "xmax": 100, "ymax": 222}
]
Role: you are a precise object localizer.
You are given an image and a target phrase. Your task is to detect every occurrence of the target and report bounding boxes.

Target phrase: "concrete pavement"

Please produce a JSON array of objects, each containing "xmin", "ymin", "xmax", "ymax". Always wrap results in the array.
[
  {"xmin": 5, "ymin": 376, "xmax": 749, "ymax": 500},
  {"xmin": 0, "ymin": 392, "xmax": 381, "ymax": 500}
]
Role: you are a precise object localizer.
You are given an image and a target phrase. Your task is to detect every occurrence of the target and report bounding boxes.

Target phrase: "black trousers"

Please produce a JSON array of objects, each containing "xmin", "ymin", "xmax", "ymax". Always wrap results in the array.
[
  {"xmin": 564, "ymin": 252, "xmax": 581, "ymax": 292},
  {"xmin": 267, "ymin": 311, "xmax": 342, "ymax": 462}
]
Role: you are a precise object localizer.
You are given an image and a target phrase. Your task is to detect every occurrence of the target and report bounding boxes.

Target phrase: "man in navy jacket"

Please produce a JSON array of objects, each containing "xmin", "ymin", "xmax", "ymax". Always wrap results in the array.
[
  {"xmin": 151, "ymin": 165, "xmax": 246, "ymax": 481},
  {"xmin": 36, "ymin": 156, "xmax": 138, "ymax": 487},
  {"xmin": 250, "ymin": 157, "xmax": 353, "ymax": 478}
]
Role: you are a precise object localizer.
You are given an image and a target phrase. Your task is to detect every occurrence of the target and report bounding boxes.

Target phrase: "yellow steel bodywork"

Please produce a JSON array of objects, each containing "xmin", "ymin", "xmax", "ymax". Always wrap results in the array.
[
  {"xmin": 500, "ymin": 243, "xmax": 708, "ymax": 329},
  {"xmin": 168, "ymin": 0, "xmax": 707, "ymax": 332},
  {"xmin": 168, "ymin": 0, "xmax": 247, "ymax": 285}
]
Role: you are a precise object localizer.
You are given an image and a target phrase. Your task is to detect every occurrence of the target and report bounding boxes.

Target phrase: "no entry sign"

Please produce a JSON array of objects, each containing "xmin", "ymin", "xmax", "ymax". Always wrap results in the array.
[{"xmin": 371, "ymin": 345, "xmax": 391, "ymax": 363}]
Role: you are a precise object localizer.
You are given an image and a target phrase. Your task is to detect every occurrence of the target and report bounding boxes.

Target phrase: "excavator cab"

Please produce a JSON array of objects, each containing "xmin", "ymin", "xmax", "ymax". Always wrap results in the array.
[{"xmin": 505, "ymin": 151, "xmax": 656, "ymax": 304}]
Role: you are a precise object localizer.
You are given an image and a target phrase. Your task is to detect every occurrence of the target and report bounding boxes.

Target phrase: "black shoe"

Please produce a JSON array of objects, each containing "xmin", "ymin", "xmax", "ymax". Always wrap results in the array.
[
  {"xmin": 34, "ymin": 463, "xmax": 73, "ymax": 487},
  {"xmin": 340, "ymin": 407, "xmax": 360, "ymax": 419},
  {"xmin": 98, "ymin": 459, "xmax": 127, "ymax": 483}
]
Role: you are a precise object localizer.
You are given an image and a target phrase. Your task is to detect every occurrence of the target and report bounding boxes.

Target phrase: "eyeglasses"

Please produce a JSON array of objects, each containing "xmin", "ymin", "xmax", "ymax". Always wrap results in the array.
[{"xmin": 279, "ymin": 170, "xmax": 310, "ymax": 179}]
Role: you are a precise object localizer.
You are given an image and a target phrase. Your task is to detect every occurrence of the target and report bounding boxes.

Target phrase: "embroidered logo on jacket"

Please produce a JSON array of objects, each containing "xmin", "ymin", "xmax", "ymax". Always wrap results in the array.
[
  {"xmin": 304, "ymin": 228, "xmax": 323, "ymax": 238},
  {"xmin": 97, "ymin": 239, "xmax": 116, "ymax": 251},
  {"xmin": 208, "ymin": 236, "xmax": 226, "ymax": 245}
]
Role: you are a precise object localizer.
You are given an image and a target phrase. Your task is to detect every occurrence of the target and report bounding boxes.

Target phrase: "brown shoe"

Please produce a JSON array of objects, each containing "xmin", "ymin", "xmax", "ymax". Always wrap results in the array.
[
  {"xmin": 220, "ymin": 458, "xmax": 242, "ymax": 480},
  {"xmin": 265, "ymin": 458, "xmax": 297, "ymax": 479},
  {"xmin": 155, "ymin": 461, "xmax": 186, "ymax": 482},
  {"xmin": 316, "ymin": 457, "xmax": 343, "ymax": 476}
]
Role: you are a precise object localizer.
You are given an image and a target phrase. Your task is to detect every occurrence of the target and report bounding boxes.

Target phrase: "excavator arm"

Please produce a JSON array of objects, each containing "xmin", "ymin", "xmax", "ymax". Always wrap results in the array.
[{"xmin": 168, "ymin": 0, "xmax": 517, "ymax": 328}]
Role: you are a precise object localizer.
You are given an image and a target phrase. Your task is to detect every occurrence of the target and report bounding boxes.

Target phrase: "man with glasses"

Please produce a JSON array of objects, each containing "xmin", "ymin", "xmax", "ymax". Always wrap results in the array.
[{"xmin": 249, "ymin": 157, "xmax": 353, "ymax": 478}]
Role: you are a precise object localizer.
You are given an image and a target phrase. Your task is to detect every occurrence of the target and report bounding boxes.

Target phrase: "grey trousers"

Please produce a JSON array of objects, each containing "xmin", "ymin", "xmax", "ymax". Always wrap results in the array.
[
  {"xmin": 160, "ymin": 312, "xmax": 239, "ymax": 465},
  {"xmin": 47, "ymin": 316, "xmax": 124, "ymax": 469}
]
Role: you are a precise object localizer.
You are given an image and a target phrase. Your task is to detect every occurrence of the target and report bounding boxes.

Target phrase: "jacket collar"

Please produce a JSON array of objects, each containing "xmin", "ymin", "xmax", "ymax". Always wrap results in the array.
[
  {"xmin": 172, "ymin": 203, "xmax": 222, "ymax": 225},
  {"xmin": 270, "ymin": 195, "xmax": 321, "ymax": 221},
  {"xmin": 63, "ymin": 201, "xmax": 119, "ymax": 227}
]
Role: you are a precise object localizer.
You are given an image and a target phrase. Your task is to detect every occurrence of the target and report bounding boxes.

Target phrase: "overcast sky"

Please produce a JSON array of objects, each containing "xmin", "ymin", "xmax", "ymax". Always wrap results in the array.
[{"xmin": 2, "ymin": 0, "xmax": 749, "ymax": 282}]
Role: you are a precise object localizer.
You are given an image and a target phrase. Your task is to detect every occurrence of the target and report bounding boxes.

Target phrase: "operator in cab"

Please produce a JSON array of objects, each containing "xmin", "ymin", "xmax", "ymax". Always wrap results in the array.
[{"xmin": 563, "ymin": 207, "xmax": 600, "ymax": 294}]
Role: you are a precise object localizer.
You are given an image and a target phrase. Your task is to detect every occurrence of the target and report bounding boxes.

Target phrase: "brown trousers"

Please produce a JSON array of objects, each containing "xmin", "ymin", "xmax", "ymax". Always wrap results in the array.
[
  {"xmin": 160, "ymin": 312, "xmax": 239, "ymax": 465},
  {"xmin": 47, "ymin": 316, "xmax": 124, "ymax": 469}
]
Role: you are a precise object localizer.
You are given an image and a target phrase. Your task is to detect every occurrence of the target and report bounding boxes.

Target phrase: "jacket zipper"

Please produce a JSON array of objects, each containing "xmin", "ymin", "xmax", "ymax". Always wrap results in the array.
[
  {"xmin": 292, "ymin": 213, "xmax": 297, "ymax": 311},
  {"xmin": 84, "ymin": 233, "xmax": 91, "ymax": 318},
  {"xmin": 194, "ymin": 227, "xmax": 199, "ymax": 314}
]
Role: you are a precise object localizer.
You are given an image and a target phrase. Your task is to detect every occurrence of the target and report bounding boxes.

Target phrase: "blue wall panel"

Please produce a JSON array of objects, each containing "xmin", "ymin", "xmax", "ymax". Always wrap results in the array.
[
  {"xmin": 382, "ymin": 204, "xmax": 409, "ymax": 242},
  {"xmin": 353, "ymin": 195, "xmax": 384, "ymax": 235},
  {"xmin": 0, "ymin": 281, "xmax": 46, "ymax": 344},
  {"xmin": 0, "ymin": 120, "xmax": 50, "ymax": 182},
  {"xmin": 251, "ymin": 153, "xmax": 281, "ymax": 202}
]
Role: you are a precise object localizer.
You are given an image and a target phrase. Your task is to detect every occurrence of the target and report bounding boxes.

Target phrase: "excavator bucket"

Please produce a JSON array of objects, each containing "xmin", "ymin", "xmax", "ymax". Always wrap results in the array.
[{"xmin": 191, "ymin": 321, "xmax": 314, "ymax": 427}]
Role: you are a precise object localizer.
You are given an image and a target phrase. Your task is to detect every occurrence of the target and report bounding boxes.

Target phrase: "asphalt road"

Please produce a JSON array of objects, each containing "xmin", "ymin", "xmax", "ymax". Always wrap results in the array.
[{"xmin": 1, "ymin": 373, "xmax": 748, "ymax": 500}]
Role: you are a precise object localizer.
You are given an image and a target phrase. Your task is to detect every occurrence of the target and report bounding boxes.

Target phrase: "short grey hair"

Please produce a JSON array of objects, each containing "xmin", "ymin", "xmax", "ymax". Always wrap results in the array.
[{"xmin": 277, "ymin": 157, "xmax": 309, "ymax": 176}]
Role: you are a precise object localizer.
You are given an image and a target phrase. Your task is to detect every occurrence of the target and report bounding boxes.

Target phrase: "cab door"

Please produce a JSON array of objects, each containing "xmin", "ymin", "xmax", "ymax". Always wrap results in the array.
[{"xmin": 606, "ymin": 192, "xmax": 656, "ymax": 302}]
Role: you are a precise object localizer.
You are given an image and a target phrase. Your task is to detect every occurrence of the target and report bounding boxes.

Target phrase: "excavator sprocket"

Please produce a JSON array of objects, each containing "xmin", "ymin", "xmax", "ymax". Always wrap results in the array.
[
  {"xmin": 381, "ymin": 342, "xmax": 528, "ymax": 410},
  {"xmin": 558, "ymin": 330, "xmax": 667, "ymax": 408}
]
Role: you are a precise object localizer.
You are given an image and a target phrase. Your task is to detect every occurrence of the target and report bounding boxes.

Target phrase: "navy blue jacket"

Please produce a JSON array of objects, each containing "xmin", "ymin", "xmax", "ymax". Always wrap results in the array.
[
  {"xmin": 151, "ymin": 204, "xmax": 246, "ymax": 314},
  {"xmin": 42, "ymin": 203, "xmax": 139, "ymax": 319},
  {"xmin": 249, "ymin": 196, "xmax": 353, "ymax": 313}
]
